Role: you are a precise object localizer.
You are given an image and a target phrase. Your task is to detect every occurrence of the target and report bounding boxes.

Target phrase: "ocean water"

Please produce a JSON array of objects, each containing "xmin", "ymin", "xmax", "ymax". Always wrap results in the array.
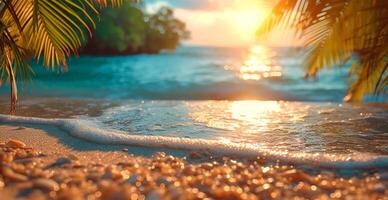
[
  {"xmin": 19, "ymin": 46, "xmax": 353, "ymax": 101},
  {"xmin": 0, "ymin": 46, "xmax": 387, "ymax": 168}
]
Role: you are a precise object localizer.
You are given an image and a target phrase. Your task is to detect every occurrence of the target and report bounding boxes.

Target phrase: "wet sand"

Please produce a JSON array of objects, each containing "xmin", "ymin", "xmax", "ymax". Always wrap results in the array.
[
  {"xmin": 0, "ymin": 97, "xmax": 119, "ymax": 118},
  {"xmin": 0, "ymin": 124, "xmax": 387, "ymax": 199}
]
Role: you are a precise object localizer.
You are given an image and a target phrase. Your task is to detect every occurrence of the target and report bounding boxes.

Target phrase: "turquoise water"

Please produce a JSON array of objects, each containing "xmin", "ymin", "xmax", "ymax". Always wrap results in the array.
[
  {"xmin": 14, "ymin": 46, "xmax": 354, "ymax": 101},
  {"xmin": 0, "ymin": 46, "xmax": 387, "ymax": 166}
]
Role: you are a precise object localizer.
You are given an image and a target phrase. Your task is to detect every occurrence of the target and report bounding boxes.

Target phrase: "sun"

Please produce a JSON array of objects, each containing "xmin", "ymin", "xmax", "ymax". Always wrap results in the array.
[
  {"xmin": 227, "ymin": 1, "xmax": 271, "ymax": 44},
  {"xmin": 232, "ymin": 10, "xmax": 265, "ymax": 35},
  {"xmin": 173, "ymin": 0, "xmax": 273, "ymax": 46}
]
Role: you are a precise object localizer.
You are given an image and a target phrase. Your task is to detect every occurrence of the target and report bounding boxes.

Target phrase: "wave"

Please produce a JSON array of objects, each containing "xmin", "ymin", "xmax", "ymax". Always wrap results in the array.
[{"xmin": 1, "ymin": 114, "xmax": 388, "ymax": 170}]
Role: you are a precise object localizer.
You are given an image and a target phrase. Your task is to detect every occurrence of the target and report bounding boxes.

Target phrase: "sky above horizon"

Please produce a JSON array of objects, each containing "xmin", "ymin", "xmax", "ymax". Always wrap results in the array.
[{"xmin": 144, "ymin": 0, "xmax": 297, "ymax": 47}]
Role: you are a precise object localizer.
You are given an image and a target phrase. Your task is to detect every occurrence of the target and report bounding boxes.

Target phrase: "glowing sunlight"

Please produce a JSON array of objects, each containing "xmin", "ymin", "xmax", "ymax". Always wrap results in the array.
[
  {"xmin": 225, "ymin": 45, "xmax": 283, "ymax": 81},
  {"xmin": 230, "ymin": 101, "xmax": 281, "ymax": 123},
  {"xmin": 189, "ymin": 101, "xmax": 293, "ymax": 133},
  {"xmin": 1, "ymin": 0, "xmax": 386, "ymax": 198},
  {"xmin": 173, "ymin": 0, "xmax": 273, "ymax": 46}
]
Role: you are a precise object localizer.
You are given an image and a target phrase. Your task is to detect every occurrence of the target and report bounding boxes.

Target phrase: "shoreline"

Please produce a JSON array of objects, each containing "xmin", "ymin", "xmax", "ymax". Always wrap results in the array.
[
  {"xmin": 0, "ymin": 124, "xmax": 190, "ymax": 160},
  {"xmin": 0, "ymin": 124, "xmax": 387, "ymax": 199},
  {"xmin": 1, "ymin": 114, "xmax": 388, "ymax": 171}
]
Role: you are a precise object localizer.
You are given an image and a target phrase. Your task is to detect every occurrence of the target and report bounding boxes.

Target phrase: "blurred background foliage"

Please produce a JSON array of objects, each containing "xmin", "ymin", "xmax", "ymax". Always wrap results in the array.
[{"xmin": 82, "ymin": 2, "xmax": 190, "ymax": 55}]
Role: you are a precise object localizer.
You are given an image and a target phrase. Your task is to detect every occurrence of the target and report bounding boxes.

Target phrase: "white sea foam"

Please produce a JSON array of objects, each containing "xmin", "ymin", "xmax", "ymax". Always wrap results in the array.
[{"xmin": 1, "ymin": 114, "xmax": 387, "ymax": 170}]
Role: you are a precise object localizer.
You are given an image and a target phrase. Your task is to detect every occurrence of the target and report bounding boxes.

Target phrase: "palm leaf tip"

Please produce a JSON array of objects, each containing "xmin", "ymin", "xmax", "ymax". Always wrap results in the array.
[
  {"xmin": 258, "ymin": 0, "xmax": 388, "ymax": 101},
  {"xmin": 0, "ymin": 0, "xmax": 142, "ymax": 112}
]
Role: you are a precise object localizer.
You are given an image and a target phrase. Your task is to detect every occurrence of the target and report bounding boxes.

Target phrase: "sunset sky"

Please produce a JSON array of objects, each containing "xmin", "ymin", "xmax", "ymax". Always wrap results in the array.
[{"xmin": 145, "ymin": 0, "xmax": 297, "ymax": 47}]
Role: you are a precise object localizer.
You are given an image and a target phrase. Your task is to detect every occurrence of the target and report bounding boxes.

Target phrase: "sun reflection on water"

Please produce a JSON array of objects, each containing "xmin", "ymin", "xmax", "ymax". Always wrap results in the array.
[
  {"xmin": 225, "ymin": 45, "xmax": 282, "ymax": 81},
  {"xmin": 189, "ymin": 100, "xmax": 306, "ymax": 134},
  {"xmin": 230, "ymin": 101, "xmax": 281, "ymax": 122},
  {"xmin": 188, "ymin": 100, "xmax": 314, "ymax": 151}
]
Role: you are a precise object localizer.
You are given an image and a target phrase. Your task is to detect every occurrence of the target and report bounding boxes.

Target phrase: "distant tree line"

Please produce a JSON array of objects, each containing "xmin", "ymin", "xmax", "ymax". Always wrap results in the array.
[{"xmin": 81, "ymin": 3, "xmax": 190, "ymax": 55}]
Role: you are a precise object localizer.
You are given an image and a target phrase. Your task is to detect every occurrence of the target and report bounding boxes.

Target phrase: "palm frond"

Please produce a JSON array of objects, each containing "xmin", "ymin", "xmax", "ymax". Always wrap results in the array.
[
  {"xmin": 0, "ymin": 0, "xmax": 139, "ymax": 113},
  {"xmin": 27, "ymin": 0, "xmax": 97, "ymax": 68},
  {"xmin": 93, "ymin": 0, "xmax": 125, "ymax": 7},
  {"xmin": 0, "ymin": 12, "xmax": 29, "ymax": 113},
  {"xmin": 258, "ymin": 0, "xmax": 388, "ymax": 101}
]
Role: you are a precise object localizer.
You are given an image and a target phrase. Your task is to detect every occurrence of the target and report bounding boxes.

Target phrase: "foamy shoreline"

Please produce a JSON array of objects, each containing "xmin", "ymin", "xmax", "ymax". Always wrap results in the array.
[
  {"xmin": 0, "ymin": 124, "xmax": 387, "ymax": 199},
  {"xmin": 1, "ymin": 114, "xmax": 388, "ymax": 171}
]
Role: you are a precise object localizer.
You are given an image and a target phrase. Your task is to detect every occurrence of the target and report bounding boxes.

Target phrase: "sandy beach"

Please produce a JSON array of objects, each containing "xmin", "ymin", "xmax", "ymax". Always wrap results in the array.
[
  {"xmin": 1, "ymin": 124, "xmax": 387, "ymax": 200},
  {"xmin": 0, "ymin": 0, "xmax": 386, "ymax": 199},
  {"xmin": 0, "ymin": 124, "xmax": 133, "ymax": 164}
]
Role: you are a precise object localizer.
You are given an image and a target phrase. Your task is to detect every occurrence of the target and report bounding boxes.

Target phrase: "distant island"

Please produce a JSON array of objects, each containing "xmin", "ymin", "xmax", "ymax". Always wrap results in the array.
[{"xmin": 81, "ymin": 3, "xmax": 190, "ymax": 55}]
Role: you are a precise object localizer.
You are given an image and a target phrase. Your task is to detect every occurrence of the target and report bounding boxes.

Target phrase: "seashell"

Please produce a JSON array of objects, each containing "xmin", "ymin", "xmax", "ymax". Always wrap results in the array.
[
  {"xmin": 33, "ymin": 178, "xmax": 60, "ymax": 191},
  {"xmin": 6, "ymin": 139, "xmax": 26, "ymax": 148},
  {"xmin": 2, "ymin": 166, "xmax": 28, "ymax": 182}
]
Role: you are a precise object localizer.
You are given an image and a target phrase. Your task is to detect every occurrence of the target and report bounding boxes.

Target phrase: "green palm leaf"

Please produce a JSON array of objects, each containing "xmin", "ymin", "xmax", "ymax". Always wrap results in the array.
[
  {"xmin": 0, "ymin": 0, "xmax": 134, "ymax": 113},
  {"xmin": 25, "ymin": 0, "xmax": 97, "ymax": 67},
  {"xmin": 258, "ymin": 0, "xmax": 388, "ymax": 101}
]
